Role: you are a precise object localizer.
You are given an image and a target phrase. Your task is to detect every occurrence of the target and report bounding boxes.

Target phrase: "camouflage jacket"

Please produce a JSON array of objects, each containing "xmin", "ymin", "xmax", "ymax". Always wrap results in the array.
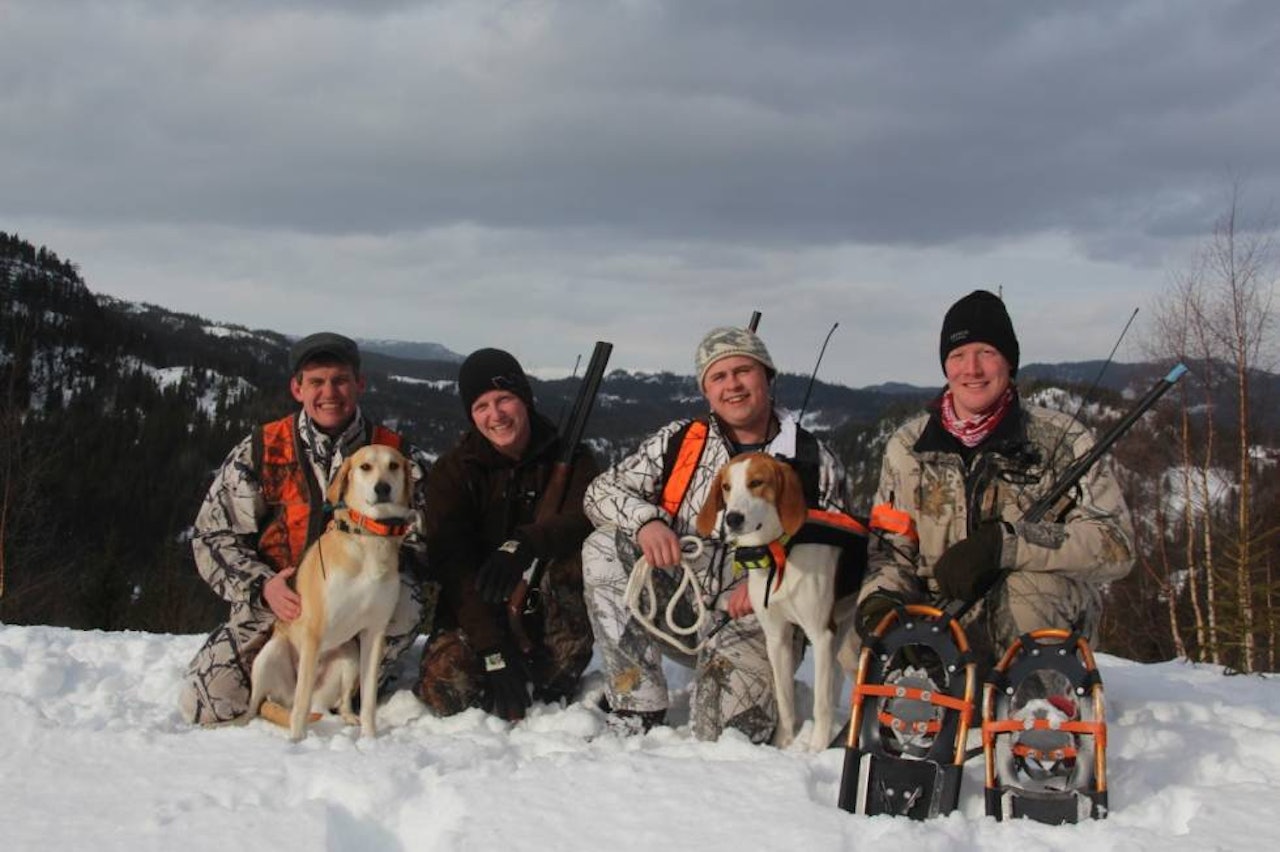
[
  {"xmin": 860, "ymin": 397, "xmax": 1135, "ymax": 604},
  {"xmin": 583, "ymin": 410, "xmax": 849, "ymax": 543},
  {"xmin": 191, "ymin": 409, "xmax": 431, "ymax": 609}
]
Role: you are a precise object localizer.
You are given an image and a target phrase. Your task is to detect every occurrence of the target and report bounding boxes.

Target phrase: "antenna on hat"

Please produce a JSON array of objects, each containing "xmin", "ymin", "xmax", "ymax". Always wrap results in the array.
[{"xmin": 748, "ymin": 310, "xmax": 761, "ymax": 332}]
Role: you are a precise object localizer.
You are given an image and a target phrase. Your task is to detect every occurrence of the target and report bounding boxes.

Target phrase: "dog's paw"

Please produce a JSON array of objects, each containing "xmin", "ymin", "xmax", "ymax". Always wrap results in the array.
[{"xmin": 807, "ymin": 730, "xmax": 832, "ymax": 752}]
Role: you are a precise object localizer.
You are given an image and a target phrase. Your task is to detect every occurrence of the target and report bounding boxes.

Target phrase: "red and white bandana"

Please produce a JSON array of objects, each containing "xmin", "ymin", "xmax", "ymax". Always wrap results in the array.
[{"xmin": 940, "ymin": 387, "xmax": 1014, "ymax": 448}]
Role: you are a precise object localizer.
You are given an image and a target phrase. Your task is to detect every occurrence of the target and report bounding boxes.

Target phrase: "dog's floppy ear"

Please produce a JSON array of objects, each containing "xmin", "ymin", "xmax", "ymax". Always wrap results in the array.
[
  {"xmin": 327, "ymin": 456, "xmax": 354, "ymax": 506},
  {"xmin": 696, "ymin": 464, "xmax": 729, "ymax": 537},
  {"xmin": 774, "ymin": 458, "xmax": 808, "ymax": 537}
]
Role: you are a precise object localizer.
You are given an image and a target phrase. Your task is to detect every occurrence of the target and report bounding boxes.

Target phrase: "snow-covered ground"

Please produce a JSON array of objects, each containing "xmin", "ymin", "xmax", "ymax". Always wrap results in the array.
[{"xmin": 3, "ymin": 622, "xmax": 1279, "ymax": 851}]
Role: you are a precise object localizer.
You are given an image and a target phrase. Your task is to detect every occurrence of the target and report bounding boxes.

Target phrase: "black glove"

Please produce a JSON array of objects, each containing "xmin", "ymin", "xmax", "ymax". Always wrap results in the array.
[
  {"xmin": 932, "ymin": 520, "xmax": 1007, "ymax": 603},
  {"xmin": 855, "ymin": 591, "xmax": 905, "ymax": 642},
  {"xmin": 475, "ymin": 537, "xmax": 536, "ymax": 603},
  {"xmin": 479, "ymin": 644, "xmax": 532, "ymax": 721}
]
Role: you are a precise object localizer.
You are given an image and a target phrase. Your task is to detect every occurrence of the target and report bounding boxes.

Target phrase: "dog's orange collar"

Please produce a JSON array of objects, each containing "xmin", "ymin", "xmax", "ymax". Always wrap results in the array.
[{"xmin": 333, "ymin": 507, "xmax": 411, "ymax": 538}]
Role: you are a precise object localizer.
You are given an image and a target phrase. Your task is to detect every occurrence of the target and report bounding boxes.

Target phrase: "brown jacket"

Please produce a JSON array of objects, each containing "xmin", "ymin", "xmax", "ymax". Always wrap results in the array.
[{"xmin": 425, "ymin": 411, "xmax": 599, "ymax": 651}]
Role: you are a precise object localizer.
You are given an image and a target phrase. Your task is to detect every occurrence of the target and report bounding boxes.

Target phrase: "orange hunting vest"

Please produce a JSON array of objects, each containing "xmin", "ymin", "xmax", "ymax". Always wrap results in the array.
[{"xmin": 253, "ymin": 414, "xmax": 403, "ymax": 572}]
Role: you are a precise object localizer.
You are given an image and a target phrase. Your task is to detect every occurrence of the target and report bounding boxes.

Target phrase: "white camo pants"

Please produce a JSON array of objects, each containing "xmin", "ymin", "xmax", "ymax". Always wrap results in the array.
[{"xmin": 581, "ymin": 526, "xmax": 783, "ymax": 743}]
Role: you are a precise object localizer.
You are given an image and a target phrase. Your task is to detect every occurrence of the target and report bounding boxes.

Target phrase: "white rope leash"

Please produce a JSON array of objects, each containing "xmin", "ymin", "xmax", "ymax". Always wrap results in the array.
[{"xmin": 623, "ymin": 535, "xmax": 717, "ymax": 655}]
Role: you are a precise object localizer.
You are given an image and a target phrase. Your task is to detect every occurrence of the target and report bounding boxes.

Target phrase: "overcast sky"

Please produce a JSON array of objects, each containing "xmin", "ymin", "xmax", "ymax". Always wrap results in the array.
[{"xmin": 3, "ymin": 0, "xmax": 1278, "ymax": 386}]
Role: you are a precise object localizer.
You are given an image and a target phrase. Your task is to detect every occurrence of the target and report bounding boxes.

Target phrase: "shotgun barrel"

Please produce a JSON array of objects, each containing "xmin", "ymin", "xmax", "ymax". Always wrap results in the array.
[{"xmin": 507, "ymin": 341, "xmax": 613, "ymax": 653}]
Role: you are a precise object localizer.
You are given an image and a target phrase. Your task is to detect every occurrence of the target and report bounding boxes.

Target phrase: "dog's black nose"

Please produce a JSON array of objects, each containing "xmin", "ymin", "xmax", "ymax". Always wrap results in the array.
[
  {"xmin": 724, "ymin": 510, "xmax": 744, "ymax": 531},
  {"xmin": 374, "ymin": 481, "xmax": 391, "ymax": 501}
]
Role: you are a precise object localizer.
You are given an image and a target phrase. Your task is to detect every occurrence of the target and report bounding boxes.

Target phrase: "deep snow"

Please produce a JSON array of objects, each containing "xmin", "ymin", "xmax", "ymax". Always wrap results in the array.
[{"xmin": 2, "ymin": 622, "xmax": 1279, "ymax": 851}]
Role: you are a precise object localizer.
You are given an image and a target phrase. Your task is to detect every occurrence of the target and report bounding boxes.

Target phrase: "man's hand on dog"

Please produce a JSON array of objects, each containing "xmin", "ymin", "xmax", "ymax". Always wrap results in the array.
[
  {"xmin": 637, "ymin": 520, "xmax": 683, "ymax": 569},
  {"xmin": 726, "ymin": 583, "xmax": 754, "ymax": 619},
  {"xmin": 264, "ymin": 567, "xmax": 301, "ymax": 621}
]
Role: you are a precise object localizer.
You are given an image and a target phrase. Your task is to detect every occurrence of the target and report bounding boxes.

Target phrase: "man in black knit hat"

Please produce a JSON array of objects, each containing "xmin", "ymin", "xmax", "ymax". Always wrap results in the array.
[
  {"xmin": 855, "ymin": 290, "xmax": 1135, "ymax": 670},
  {"xmin": 416, "ymin": 348, "xmax": 599, "ymax": 720}
]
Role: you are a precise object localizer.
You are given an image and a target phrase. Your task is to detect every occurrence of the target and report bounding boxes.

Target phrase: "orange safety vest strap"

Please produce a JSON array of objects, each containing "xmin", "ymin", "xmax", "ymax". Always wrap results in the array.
[
  {"xmin": 870, "ymin": 502, "xmax": 919, "ymax": 543},
  {"xmin": 660, "ymin": 420, "xmax": 708, "ymax": 516},
  {"xmin": 256, "ymin": 415, "xmax": 314, "ymax": 573}
]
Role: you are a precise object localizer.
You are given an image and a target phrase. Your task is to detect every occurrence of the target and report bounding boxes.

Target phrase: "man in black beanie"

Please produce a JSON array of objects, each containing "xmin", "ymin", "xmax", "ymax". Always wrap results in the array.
[
  {"xmin": 855, "ymin": 290, "xmax": 1135, "ymax": 676},
  {"xmin": 417, "ymin": 348, "xmax": 599, "ymax": 720}
]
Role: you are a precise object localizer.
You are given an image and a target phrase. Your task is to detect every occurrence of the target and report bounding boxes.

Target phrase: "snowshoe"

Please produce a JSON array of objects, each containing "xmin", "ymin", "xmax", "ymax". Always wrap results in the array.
[
  {"xmin": 982, "ymin": 628, "xmax": 1108, "ymax": 824},
  {"xmin": 837, "ymin": 603, "xmax": 977, "ymax": 819}
]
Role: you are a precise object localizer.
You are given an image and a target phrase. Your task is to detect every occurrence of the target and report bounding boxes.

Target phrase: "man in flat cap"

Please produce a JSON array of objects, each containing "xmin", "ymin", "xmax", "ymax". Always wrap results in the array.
[{"xmin": 178, "ymin": 332, "xmax": 433, "ymax": 725}]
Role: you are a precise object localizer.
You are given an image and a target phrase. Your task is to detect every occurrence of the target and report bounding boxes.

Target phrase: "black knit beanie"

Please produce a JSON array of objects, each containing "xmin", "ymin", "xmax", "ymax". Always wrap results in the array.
[
  {"xmin": 457, "ymin": 348, "xmax": 535, "ymax": 413},
  {"xmin": 939, "ymin": 290, "xmax": 1020, "ymax": 376}
]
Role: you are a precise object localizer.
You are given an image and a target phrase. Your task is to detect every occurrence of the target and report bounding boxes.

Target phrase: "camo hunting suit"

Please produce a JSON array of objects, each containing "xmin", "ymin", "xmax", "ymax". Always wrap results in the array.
[
  {"xmin": 178, "ymin": 410, "xmax": 433, "ymax": 725},
  {"xmin": 860, "ymin": 397, "xmax": 1135, "ymax": 667},
  {"xmin": 582, "ymin": 412, "xmax": 850, "ymax": 743}
]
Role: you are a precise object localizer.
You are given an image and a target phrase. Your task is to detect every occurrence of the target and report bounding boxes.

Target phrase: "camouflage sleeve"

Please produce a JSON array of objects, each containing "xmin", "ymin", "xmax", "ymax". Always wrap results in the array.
[
  {"xmin": 1007, "ymin": 428, "xmax": 1135, "ymax": 583},
  {"xmin": 401, "ymin": 444, "xmax": 433, "ymax": 582},
  {"xmin": 583, "ymin": 420, "xmax": 689, "ymax": 542},
  {"xmin": 858, "ymin": 425, "xmax": 923, "ymax": 605},
  {"xmin": 191, "ymin": 435, "xmax": 274, "ymax": 606}
]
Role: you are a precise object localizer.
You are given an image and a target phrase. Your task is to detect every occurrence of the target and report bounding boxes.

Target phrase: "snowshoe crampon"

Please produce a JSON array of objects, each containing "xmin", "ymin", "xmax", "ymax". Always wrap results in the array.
[
  {"xmin": 982, "ymin": 628, "xmax": 1108, "ymax": 824},
  {"xmin": 837, "ymin": 604, "xmax": 976, "ymax": 819}
]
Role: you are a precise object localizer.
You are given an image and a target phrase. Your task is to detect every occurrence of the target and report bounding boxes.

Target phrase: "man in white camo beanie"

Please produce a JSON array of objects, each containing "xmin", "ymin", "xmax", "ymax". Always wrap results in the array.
[
  {"xmin": 578, "ymin": 323, "xmax": 853, "ymax": 744},
  {"xmin": 694, "ymin": 326, "xmax": 777, "ymax": 390}
]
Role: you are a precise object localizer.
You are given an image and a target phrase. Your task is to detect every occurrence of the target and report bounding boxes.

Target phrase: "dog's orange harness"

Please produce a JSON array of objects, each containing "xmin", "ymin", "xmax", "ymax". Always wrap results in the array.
[{"xmin": 735, "ymin": 509, "xmax": 869, "ymax": 607}]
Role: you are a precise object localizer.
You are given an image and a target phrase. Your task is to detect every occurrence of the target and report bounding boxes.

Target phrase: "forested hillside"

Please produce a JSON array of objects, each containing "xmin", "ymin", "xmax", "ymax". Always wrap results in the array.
[{"xmin": 2, "ymin": 231, "xmax": 1277, "ymax": 672}]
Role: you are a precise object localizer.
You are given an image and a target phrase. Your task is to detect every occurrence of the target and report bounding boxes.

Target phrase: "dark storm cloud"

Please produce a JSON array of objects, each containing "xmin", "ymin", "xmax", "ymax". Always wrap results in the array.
[
  {"xmin": 2, "ymin": 1, "xmax": 1277, "ymax": 385},
  {"xmin": 3, "ymin": 0, "xmax": 1278, "ymax": 254}
]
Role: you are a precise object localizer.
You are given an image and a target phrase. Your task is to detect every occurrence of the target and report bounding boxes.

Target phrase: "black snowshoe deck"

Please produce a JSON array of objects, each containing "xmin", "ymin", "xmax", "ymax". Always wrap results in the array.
[
  {"xmin": 837, "ymin": 611, "xmax": 1110, "ymax": 824},
  {"xmin": 837, "ymin": 603, "xmax": 977, "ymax": 819}
]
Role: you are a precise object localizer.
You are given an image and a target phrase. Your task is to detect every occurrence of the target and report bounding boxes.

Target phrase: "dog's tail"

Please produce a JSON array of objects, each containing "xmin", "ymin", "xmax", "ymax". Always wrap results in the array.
[{"xmin": 257, "ymin": 699, "xmax": 321, "ymax": 729}]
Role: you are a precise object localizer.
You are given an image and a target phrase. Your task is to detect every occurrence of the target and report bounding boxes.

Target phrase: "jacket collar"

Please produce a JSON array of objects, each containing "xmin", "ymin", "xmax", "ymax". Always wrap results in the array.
[{"xmin": 913, "ymin": 391, "xmax": 1028, "ymax": 458}]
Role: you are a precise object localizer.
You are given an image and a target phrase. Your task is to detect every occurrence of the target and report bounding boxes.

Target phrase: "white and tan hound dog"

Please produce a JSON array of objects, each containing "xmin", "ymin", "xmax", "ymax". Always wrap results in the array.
[{"xmin": 697, "ymin": 451, "xmax": 848, "ymax": 751}]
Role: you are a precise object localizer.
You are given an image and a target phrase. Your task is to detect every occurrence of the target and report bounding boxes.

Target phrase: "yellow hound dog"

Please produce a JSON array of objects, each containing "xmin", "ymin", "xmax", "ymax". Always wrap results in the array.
[{"xmin": 248, "ymin": 444, "xmax": 415, "ymax": 741}]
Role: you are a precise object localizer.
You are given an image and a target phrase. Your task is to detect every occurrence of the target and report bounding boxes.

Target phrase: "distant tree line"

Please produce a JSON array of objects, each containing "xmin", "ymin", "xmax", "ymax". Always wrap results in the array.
[{"xmin": 1, "ymin": 218, "xmax": 1277, "ymax": 672}]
